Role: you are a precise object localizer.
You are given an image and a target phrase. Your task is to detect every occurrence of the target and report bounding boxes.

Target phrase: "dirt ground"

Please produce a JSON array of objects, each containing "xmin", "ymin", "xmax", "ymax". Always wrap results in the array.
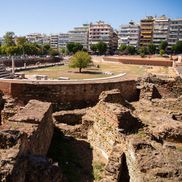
[{"xmin": 21, "ymin": 56, "xmax": 177, "ymax": 80}]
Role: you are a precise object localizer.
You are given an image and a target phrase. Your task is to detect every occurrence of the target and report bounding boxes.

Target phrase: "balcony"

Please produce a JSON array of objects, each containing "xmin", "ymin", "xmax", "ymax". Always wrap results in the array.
[
  {"xmin": 141, "ymin": 26, "xmax": 153, "ymax": 30},
  {"xmin": 153, "ymin": 35, "xmax": 167, "ymax": 38},
  {"xmin": 169, "ymin": 28, "xmax": 178, "ymax": 31},
  {"xmin": 142, "ymin": 31, "xmax": 152, "ymax": 34},
  {"xmin": 141, "ymin": 22, "xmax": 153, "ymax": 25}
]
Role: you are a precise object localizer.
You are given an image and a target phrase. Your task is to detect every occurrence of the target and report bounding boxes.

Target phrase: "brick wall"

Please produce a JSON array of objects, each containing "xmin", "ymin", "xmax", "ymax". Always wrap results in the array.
[
  {"xmin": 0, "ymin": 79, "xmax": 138, "ymax": 109},
  {"xmin": 104, "ymin": 57, "xmax": 173, "ymax": 67}
]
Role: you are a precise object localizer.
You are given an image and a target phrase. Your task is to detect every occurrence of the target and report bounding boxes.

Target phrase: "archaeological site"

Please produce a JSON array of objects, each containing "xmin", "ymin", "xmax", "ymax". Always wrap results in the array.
[{"xmin": 0, "ymin": 74, "xmax": 182, "ymax": 182}]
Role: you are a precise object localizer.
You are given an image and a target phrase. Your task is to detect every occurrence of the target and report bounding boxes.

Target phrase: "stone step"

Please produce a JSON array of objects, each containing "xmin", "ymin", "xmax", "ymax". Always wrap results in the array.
[{"xmin": 0, "ymin": 64, "xmax": 12, "ymax": 79}]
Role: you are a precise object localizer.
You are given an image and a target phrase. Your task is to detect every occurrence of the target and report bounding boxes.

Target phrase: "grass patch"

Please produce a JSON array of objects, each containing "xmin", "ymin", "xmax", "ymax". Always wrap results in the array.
[
  {"xmin": 21, "ymin": 60, "xmax": 176, "ymax": 80},
  {"xmin": 137, "ymin": 129, "xmax": 148, "ymax": 139},
  {"xmin": 176, "ymin": 145, "xmax": 182, "ymax": 152},
  {"xmin": 92, "ymin": 162, "xmax": 105, "ymax": 181},
  {"xmin": 21, "ymin": 62, "xmax": 146, "ymax": 80}
]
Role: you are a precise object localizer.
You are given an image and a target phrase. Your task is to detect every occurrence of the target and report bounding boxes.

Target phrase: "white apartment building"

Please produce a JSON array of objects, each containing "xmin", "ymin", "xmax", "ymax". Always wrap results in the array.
[
  {"xmin": 26, "ymin": 33, "xmax": 50, "ymax": 45},
  {"xmin": 50, "ymin": 34, "xmax": 59, "ymax": 49},
  {"xmin": 68, "ymin": 24, "xmax": 89, "ymax": 49},
  {"xmin": 42, "ymin": 34, "xmax": 50, "ymax": 45},
  {"xmin": 118, "ymin": 21, "xmax": 140, "ymax": 47},
  {"xmin": 89, "ymin": 21, "xmax": 117, "ymax": 53},
  {"xmin": 153, "ymin": 16, "xmax": 170, "ymax": 47},
  {"xmin": 26, "ymin": 33, "xmax": 43, "ymax": 44},
  {"xmin": 168, "ymin": 18, "xmax": 182, "ymax": 48},
  {"xmin": 58, "ymin": 33, "xmax": 70, "ymax": 49}
]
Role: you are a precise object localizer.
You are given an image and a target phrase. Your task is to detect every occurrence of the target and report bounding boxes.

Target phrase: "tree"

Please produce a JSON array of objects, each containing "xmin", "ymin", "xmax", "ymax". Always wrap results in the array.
[
  {"xmin": 5, "ymin": 46, "xmax": 20, "ymax": 56},
  {"xmin": 21, "ymin": 43, "xmax": 39, "ymax": 55},
  {"xmin": 42, "ymin": 44, "xmax": 51, "ymax": 55},
  {"xmin": 0, "ymin": 45, "xmax": 7, "ymax": 55},
  {"xmin": 172, "ymin": 45, "xmax": 177, "ymax": 53},
  {"xmin": 69, "ymin": 51, "xmax": 92, "ymax": 73},
  {"xmin": 159, "ymin": 41, "xmax": 168, "ymax": 52},
  {"xmin": 66, "ymin": 42, "xmax": 83, "ymax": 54},
  {"xmin": 172, "ymin": 41, "xmax": 182, "ymax": 54},
  {"xmin": 16, "ymin": 37, "xmax": 27, "ymax": 46},
  {"xmin": 148, "ymin": 43, "xmax": 156, "ymax": 54},
  {"xmin": 119, "ymin": 44, "xmax": 127, "ymax": 52},
  {"xmin": 90, "ymin": 44, "xmax": 97, "ymax": 54},
  {"xmin": 72, "ymin": 43, "xmax": 83, "ymax": 54},
  {"xmin": 138, "ymin": 47, "xmax": 148, "ymax": 58},
  {"xmin": 82, "ymin": 48, "xmax": 88, "ymax": 52},
  {"xmin": 48, "ymin": 49, "xmax": 60, "ymax": 57},
  {"xmin": 60, "ymin": 48, "xmax": 66, "ymax": 55},
  {"xmin": 127, "ymin": 46, "xmax": 136, "ymax": 55},
  {"xmin": 43, "ymin": 44, "xmax": 50, "ymax": 51},
  {"xmin": 97, "ymin": 41, "xmax": 107, "ymax": 55},
  {"xmin": 67, "ymin": 42, "xmax": 75, "ymax": 54},
  {"xmin": 3, "ymin": 32, "xmax": 15, "ymax": 46},
  {"xmin": 16, "ymin": 36, "xmax": 28, "ymax": 56}
]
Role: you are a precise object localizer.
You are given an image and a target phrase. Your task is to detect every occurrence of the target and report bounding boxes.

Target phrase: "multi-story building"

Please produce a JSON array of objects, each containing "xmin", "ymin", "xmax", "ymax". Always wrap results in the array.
[
  {"xmin": 168, "ymin": 18, "xmax": 182, "ymax": 49},
  {"xmin": 140, "ymin": 16, "xmax": 154, "ymax": 47},
  {"xmin": 50, "ymin": 34, "xmax": 59, "ymax": 49},
  {"xmin": 89, "ymin": 21, "xmax": 117, "ymax": 53},
  {"xmin": 58, "ymin": 33, "xmax": 70, "ymax": 49},
  {"xmin": 118, "ymin": 21, "xmax": 140, "ymax": 47},
  {"xmin": 112, "ymin": 31, "xmax": 119, "ymax": 53},
  {"xmin": 68, "ymin": 24, "xmax": 89, "ymax": 49},
  {"xmin": 26, "ymin": 33, "xmax": 44, "ymax": 45},
  {"xmin": 42, "ymin": 34, "xmax": 50, "ymax": 45},
  {"xmin": 153, "ymin": 16, "xmax": 170, "ymax": 48},
  {"xmin": 26, "ymin": 33, "xmax": 50, "ymax": 45}
]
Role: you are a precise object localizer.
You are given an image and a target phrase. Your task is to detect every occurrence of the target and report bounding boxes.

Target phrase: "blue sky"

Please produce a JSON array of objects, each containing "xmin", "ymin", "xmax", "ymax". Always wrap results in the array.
[{"xmin": 0, "ymin": 0, "xmax": 182, "ymax": 36}]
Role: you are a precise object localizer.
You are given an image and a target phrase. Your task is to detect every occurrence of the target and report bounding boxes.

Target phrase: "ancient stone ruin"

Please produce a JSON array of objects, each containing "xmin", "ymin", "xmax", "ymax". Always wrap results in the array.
[
  {"xmin": 0, "ymin": 64, "xmax": 13, "ymax": 79},
  {"xmin": 0, "ymin": 100, "xmax": 62, "ymax": 182},
  {"xmin": 0, "ymin": 75, "xmax": 182, "ymax": 182}
]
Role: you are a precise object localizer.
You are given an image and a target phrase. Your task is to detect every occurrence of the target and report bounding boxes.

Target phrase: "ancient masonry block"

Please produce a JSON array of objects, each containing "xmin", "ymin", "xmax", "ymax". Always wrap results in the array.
[
  {"xmin": 0, "ymin": 91, "xmax": 4, "ymax": 124},
  {"xmin": 87, "ymin": 89, "xmax": 142, "ymax": 158},
  {"xmin": 0, "ymin": 100, "xmax": 61, "ymax": 182}
]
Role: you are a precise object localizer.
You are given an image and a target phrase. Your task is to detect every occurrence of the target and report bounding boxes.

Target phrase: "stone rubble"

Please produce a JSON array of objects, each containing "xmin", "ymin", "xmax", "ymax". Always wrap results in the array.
[{"xmin": 0, "ymin": 75, "xmax": 182, "ymax": 182}]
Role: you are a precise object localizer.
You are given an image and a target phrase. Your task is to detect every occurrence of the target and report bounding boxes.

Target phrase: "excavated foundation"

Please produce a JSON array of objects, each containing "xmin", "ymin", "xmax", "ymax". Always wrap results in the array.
[{"xmin": 0, "ymin": 75, "xmax": 182, "ymax": 182}]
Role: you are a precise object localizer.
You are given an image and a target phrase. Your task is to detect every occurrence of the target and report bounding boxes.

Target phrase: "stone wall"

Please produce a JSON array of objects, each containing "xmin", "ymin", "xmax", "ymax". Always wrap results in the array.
[
  {"xmin": 138, "ymin": 75, "xmax": 182, "ymax": 98},
  {"xmin": 0, "ymin": 100, "xmax": 61, "ymax": 181},
  {"xmin": 85, "ymin": 88, "xmax": 182, "ymax": 181},
  {"xmin": 104, "ymin": 56, "xmax": 173, "ymax": 67},
  {"xmin": 0, "ymin": 79, "xmax": 138, "ymax": 110},
  {"xmin": 0, "ymin": 57, "xmax": 61, "ymax": 67},
  {"xmin": 87, "ymin": 90, "xmax": 142, "ymax": 159},
  {"xmin": 0, "ymin": 91, "xmax": 5, "ymax": 124}
]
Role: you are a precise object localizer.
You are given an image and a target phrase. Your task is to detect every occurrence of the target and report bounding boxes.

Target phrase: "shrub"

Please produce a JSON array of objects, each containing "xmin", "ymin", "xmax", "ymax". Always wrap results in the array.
[{"xmin": 160, "ymin": 49, "xmax": 165, "ymax": 56}]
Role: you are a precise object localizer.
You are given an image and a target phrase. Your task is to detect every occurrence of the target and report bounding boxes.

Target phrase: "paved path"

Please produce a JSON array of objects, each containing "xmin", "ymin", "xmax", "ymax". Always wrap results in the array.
[{"xmin": 0, "ymin": 72, "xmax": 133, "ymax": 85}]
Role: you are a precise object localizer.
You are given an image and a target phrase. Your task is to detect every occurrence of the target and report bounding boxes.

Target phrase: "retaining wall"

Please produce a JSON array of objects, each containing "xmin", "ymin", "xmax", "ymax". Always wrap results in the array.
[
  {"xmin": 104, "ymin": 56, "xmax": 173, "ymax": 67},
  {"xmin": 0, "ymin": 79, "xmax": 138, "ymax": 109}
]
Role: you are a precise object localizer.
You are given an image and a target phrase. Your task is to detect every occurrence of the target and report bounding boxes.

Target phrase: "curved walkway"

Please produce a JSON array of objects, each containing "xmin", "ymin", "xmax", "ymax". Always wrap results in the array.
[{"xmin": 0, "ymin": 72, "xmax": 129, "ymax": 85}]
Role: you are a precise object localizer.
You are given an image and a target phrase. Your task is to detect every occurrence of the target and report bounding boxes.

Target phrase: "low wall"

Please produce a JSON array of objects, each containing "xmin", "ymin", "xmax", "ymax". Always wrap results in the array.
[
  {"xmin": 104, "ymin": 56, "xmax": 173, "ymax": 67},
  {"xmin": 0, "ymin": 57, "xmax": 61, "ymax": 67},
  {"xmin": 0, "ymin": 79, "xmax": 138, "ymax": 109}
]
